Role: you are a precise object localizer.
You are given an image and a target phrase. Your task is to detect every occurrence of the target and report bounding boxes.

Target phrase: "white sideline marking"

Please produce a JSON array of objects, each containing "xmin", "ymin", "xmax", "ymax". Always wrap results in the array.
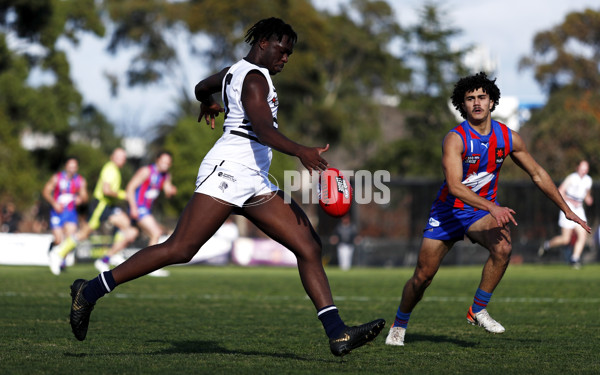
[
  {"xmin": 422, "ymin": 296, "xmax": 600, "ymax": 304},
  {"xmin": 1, "ymin": 291, "xmax": 599, "ymax": 304}
]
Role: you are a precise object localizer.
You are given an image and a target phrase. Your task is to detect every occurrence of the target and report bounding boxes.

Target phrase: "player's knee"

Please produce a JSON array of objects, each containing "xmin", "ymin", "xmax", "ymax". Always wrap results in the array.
[
  {"xmin": 412, "ymin": 270, "xmax": 434, "ymax": 290},
  {"xmin": 151, "ymin": 228, "xmax": 163, "ymax": 240},
  {"xmin": 491, "ymin": 242, "xmax": 512, "ymax": 262},
  {"xmin": 162, "ymin": 238, "xmax": 200, "ymax": 264},
  {"xmin": 294, "ymin": 241, "xmax": 322, "ymax": 263},
  {"xmin": 127, "ymin": 227, "xmax": 139, "ymax": 241}
]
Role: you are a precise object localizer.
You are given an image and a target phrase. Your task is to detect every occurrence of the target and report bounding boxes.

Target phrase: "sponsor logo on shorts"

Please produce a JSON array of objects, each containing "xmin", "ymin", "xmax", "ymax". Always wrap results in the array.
[
  {"xmin": 218, "ymin": 181, "xmax": 228, "ymax": 192},
  {"xmin": 218, "ymin": 172, "xmax": 236, "ymax": 182},
  {"xmin": 428, "ymin": 217, "xmax": 440, "ymax": 227}
]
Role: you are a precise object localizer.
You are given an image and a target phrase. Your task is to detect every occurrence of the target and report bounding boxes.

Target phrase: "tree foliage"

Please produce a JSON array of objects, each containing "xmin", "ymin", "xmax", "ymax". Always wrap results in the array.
[
  {"xmin": 0, "ymin": 0, "xmax": 108, "ymax": 207},
  {"xmin": 5, "ymin": 0, "xmax": 596, "ymax": 223},
  {"xmin": 519, "ymin": 8, "xmax": 600, "ymax": 178},
  {"xmin": 100, "ymin": 0, "xmax": 410, "ymax": 171},
  {"xmin": 519, "ymin": 8, "xmax": 600, "ymax": 92},
  {"xmin": 367, "ymin": 3, "xmax": 470, "ymax": 177}
]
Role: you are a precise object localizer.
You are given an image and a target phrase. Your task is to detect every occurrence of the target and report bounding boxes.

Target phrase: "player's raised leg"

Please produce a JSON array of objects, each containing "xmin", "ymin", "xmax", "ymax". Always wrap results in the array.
[{"xmin": 241, "ymin": 191, "xmax": 385, "ymax": 356}]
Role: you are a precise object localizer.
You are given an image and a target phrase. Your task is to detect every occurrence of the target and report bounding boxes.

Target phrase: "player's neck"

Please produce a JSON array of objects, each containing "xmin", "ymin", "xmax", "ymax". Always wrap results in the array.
[{"xmin": 467, "ymin": 117, "xmax": 492, "ymax": 136}]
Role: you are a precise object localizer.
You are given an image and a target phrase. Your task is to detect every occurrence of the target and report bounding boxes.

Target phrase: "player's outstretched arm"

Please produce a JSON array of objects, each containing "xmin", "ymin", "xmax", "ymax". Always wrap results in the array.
[{"xmin": 509, "ymin": 131, "xmax": 591, "ymax": 233}]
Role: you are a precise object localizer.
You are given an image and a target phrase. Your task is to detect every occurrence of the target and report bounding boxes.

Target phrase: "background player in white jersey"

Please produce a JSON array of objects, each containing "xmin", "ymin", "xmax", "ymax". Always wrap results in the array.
[
  {"xmin": 539, "ymin": 160, "xmax": 593, "ymax": 268},
  {"xmin": 68, "ymin": 17, "xmax": 384, "ymax": 357}
]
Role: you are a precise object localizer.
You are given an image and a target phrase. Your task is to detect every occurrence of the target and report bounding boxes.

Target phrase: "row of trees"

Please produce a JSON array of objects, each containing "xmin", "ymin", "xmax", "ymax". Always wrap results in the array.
[{"xmin": 1, "ymin": 0, "xmax": 599, "ymax": 219}]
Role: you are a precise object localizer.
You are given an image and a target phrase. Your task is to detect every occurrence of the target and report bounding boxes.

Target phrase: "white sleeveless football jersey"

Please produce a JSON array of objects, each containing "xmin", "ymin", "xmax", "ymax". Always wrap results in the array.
[
  {"xmin": 563, "ymin": 172, "xmax": 592, "ymax": 205},
  {"xmin": 203, "ymin": 59, "xmax": 279, "ymax": 172}
]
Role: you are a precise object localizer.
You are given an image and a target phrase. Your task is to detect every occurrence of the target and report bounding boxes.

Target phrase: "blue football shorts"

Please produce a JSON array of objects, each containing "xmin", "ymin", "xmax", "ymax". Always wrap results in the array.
[
  {"xmin": 423, "ymin": 201, "xmax": 492, "ymax": 241},
  {"xmin": 49, "ymin": 209, "xmax": 79, "ymax": 229}
]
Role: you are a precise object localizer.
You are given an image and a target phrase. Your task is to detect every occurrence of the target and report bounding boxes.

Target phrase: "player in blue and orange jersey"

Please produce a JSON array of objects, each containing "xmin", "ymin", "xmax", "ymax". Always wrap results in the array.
[
  {"xmin": 43, "ymin": 158, "xmax": 88, "ymax": 249},
  {"xmin": 127, "ymin": 151, "xmax": 177, "ymax": 247},
  {"xmin": 385, "ymin": 72, "xmax": 591, "ymax": 346}
]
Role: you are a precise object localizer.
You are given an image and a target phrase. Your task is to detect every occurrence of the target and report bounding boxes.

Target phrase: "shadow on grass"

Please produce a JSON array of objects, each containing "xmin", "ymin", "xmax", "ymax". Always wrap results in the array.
[
  {"xmin": 64, "ymin": 340, "xmax": 361, "ymax": 363},
  {"xmin": 149, "ymin": 339, "xmax": 329, "ymax": 362},
  {"xmin": 406, "ymin": 333, "xmax": 477, "ymax": 347}
]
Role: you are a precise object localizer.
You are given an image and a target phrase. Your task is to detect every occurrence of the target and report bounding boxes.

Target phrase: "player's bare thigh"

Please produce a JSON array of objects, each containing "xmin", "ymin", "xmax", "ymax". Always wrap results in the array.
[
  {"xmin": 241, "ymin": 191, "xmax": 319, "ymax": 252},
  {"xmin": 109, "ymin": 211, "xmax": 134, "ymax": 231},
  {"xmin": 168, "ymin": 193, "xmax": 234, "ymax": 246},
  {"xmin": 137, "ymin": 214, "xmax": 162, "ymax": 238},
  {"xmin": 64, "ymin": 222, "xmax": 78, "ymax": 237},
  {"xmin": 466, "ymin": 213, "xmax": 511, "ymax": 253}
]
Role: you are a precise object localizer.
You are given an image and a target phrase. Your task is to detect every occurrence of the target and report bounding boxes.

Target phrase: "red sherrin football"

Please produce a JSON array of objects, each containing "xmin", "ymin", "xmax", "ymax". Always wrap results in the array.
[{"xmin": 318, "ymin": 168, "xmax": 352, "ymax": 217}]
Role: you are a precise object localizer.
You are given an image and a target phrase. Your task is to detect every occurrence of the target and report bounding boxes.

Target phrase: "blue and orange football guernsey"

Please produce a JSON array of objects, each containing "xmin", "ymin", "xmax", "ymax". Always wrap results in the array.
[
  {"xmin": 53, "ymin": 171, "xmax": 84, "ymax": 212},
  {"xmin": 436, "ymin": 120, "xmax": 513, "ymax": 210},
  {"xmin": 424, "ymin": 120, "xmax": 513, "ymax": 240},
  {"xmin": 134, "ymin": 164, "xmax": 168, "ymax": 216},
  {"xmin": 49, "ymin": 171, "xmax": 83, "ymax": 229}
]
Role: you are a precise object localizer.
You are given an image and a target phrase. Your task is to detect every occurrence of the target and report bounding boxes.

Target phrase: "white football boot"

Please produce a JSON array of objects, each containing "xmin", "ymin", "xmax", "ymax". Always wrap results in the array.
[
  {"xmin": 109, "ymin": 253, "xmax": 126, "ymax": 266},
  {"xmin": 48, "ymin": 248, "xmax": 63, "ymax": 276},
  {"xmin": 94, "ymin": 258, "xmax": 110, "ymax": 273},
  {"xmin": 467, "ymin": 307, "xmax": 505, "ymax": 333},
  {"xmin": 149, "ymin": 268, "xmax": 170, "ymax": 277},
  {"xmin": 385, "ymin": 326, "xmax": 406, "ymax": 346}
]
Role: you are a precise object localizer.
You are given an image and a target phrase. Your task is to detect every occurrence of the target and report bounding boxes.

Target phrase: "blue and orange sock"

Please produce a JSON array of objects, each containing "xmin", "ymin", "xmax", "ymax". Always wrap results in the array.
[
  {"xmin": 471, "ymin": 288, "xmax": 492, "ymax": 314},
  {"xmin": 393, "ymin": 308, "xmax": 411, "ymax": 329},
  {"xmin": 83, "ymin": 271, "xmax": 117, "ymax": 304},
  {"xmin": 317, "ymin": 305, "xmax": 346, "ymax": 339}
]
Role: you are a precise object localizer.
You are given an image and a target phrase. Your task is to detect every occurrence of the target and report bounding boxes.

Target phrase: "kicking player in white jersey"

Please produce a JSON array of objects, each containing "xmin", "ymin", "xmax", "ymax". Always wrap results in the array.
[{"xmin": 68, "ymin": 17, "xmax": 384, "ymax": 357}]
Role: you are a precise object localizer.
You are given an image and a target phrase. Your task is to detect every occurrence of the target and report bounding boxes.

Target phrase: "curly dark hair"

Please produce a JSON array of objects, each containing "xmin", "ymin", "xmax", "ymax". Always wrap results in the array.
[
  {"xmin": 244, "ymin": 17, "xmax": 297, "ymax": 46},
  {"xmin": 451, "ymin": 72, "xmax": 501, "ymax": 119}
]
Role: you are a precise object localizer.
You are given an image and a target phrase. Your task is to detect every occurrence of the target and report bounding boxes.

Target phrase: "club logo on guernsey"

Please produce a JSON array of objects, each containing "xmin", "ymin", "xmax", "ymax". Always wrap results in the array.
[{"xmin": 495, "ymin": 148, "xmax": 505, "ymax": 164}]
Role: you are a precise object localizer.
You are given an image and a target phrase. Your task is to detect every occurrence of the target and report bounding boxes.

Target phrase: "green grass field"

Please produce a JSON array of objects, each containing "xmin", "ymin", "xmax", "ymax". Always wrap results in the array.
[{"xmin": 1, "ymin": 263, "xmax": 599, "ymax": 374}]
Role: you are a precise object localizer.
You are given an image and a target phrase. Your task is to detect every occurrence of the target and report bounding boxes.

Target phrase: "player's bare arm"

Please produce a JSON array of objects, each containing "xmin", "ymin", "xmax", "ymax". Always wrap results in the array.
[
  {"xmin": 242, "ymin": 71, "xmax": 329, "ymax": 173},
  {"xmin": 509, "ymin": 131, "xmax": 591, "ymax": 233},
  {"xmin": 442, "ymin": 132, "xmax": 517, "ymax": 227},
  {"xmin": 163, "ymin": 175, "xmax": 177, "ymax": 198},
  {"xmin": 126, "ymin": 166, "xmax": 151, "ymax": 219},
  {"xmin": 76, "ymin": 178, "xmax": 88, "ymax": 206},
  {"xmin": 43, "ymin": 175, "xmax": 63, "ymax": 213},
  {"xmin": 195, "ymin": 67, "xmax": 228, "ymax": 129},
  {"xmin": 584, "ymin": 186, "xmax": 593, "ymax": 206}
]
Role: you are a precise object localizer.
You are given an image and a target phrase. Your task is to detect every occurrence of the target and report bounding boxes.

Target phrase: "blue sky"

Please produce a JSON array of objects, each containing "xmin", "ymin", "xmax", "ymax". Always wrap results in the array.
[{"xmin": 59, "ymin": 0, "xmax": 599, "ymax": 133}]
